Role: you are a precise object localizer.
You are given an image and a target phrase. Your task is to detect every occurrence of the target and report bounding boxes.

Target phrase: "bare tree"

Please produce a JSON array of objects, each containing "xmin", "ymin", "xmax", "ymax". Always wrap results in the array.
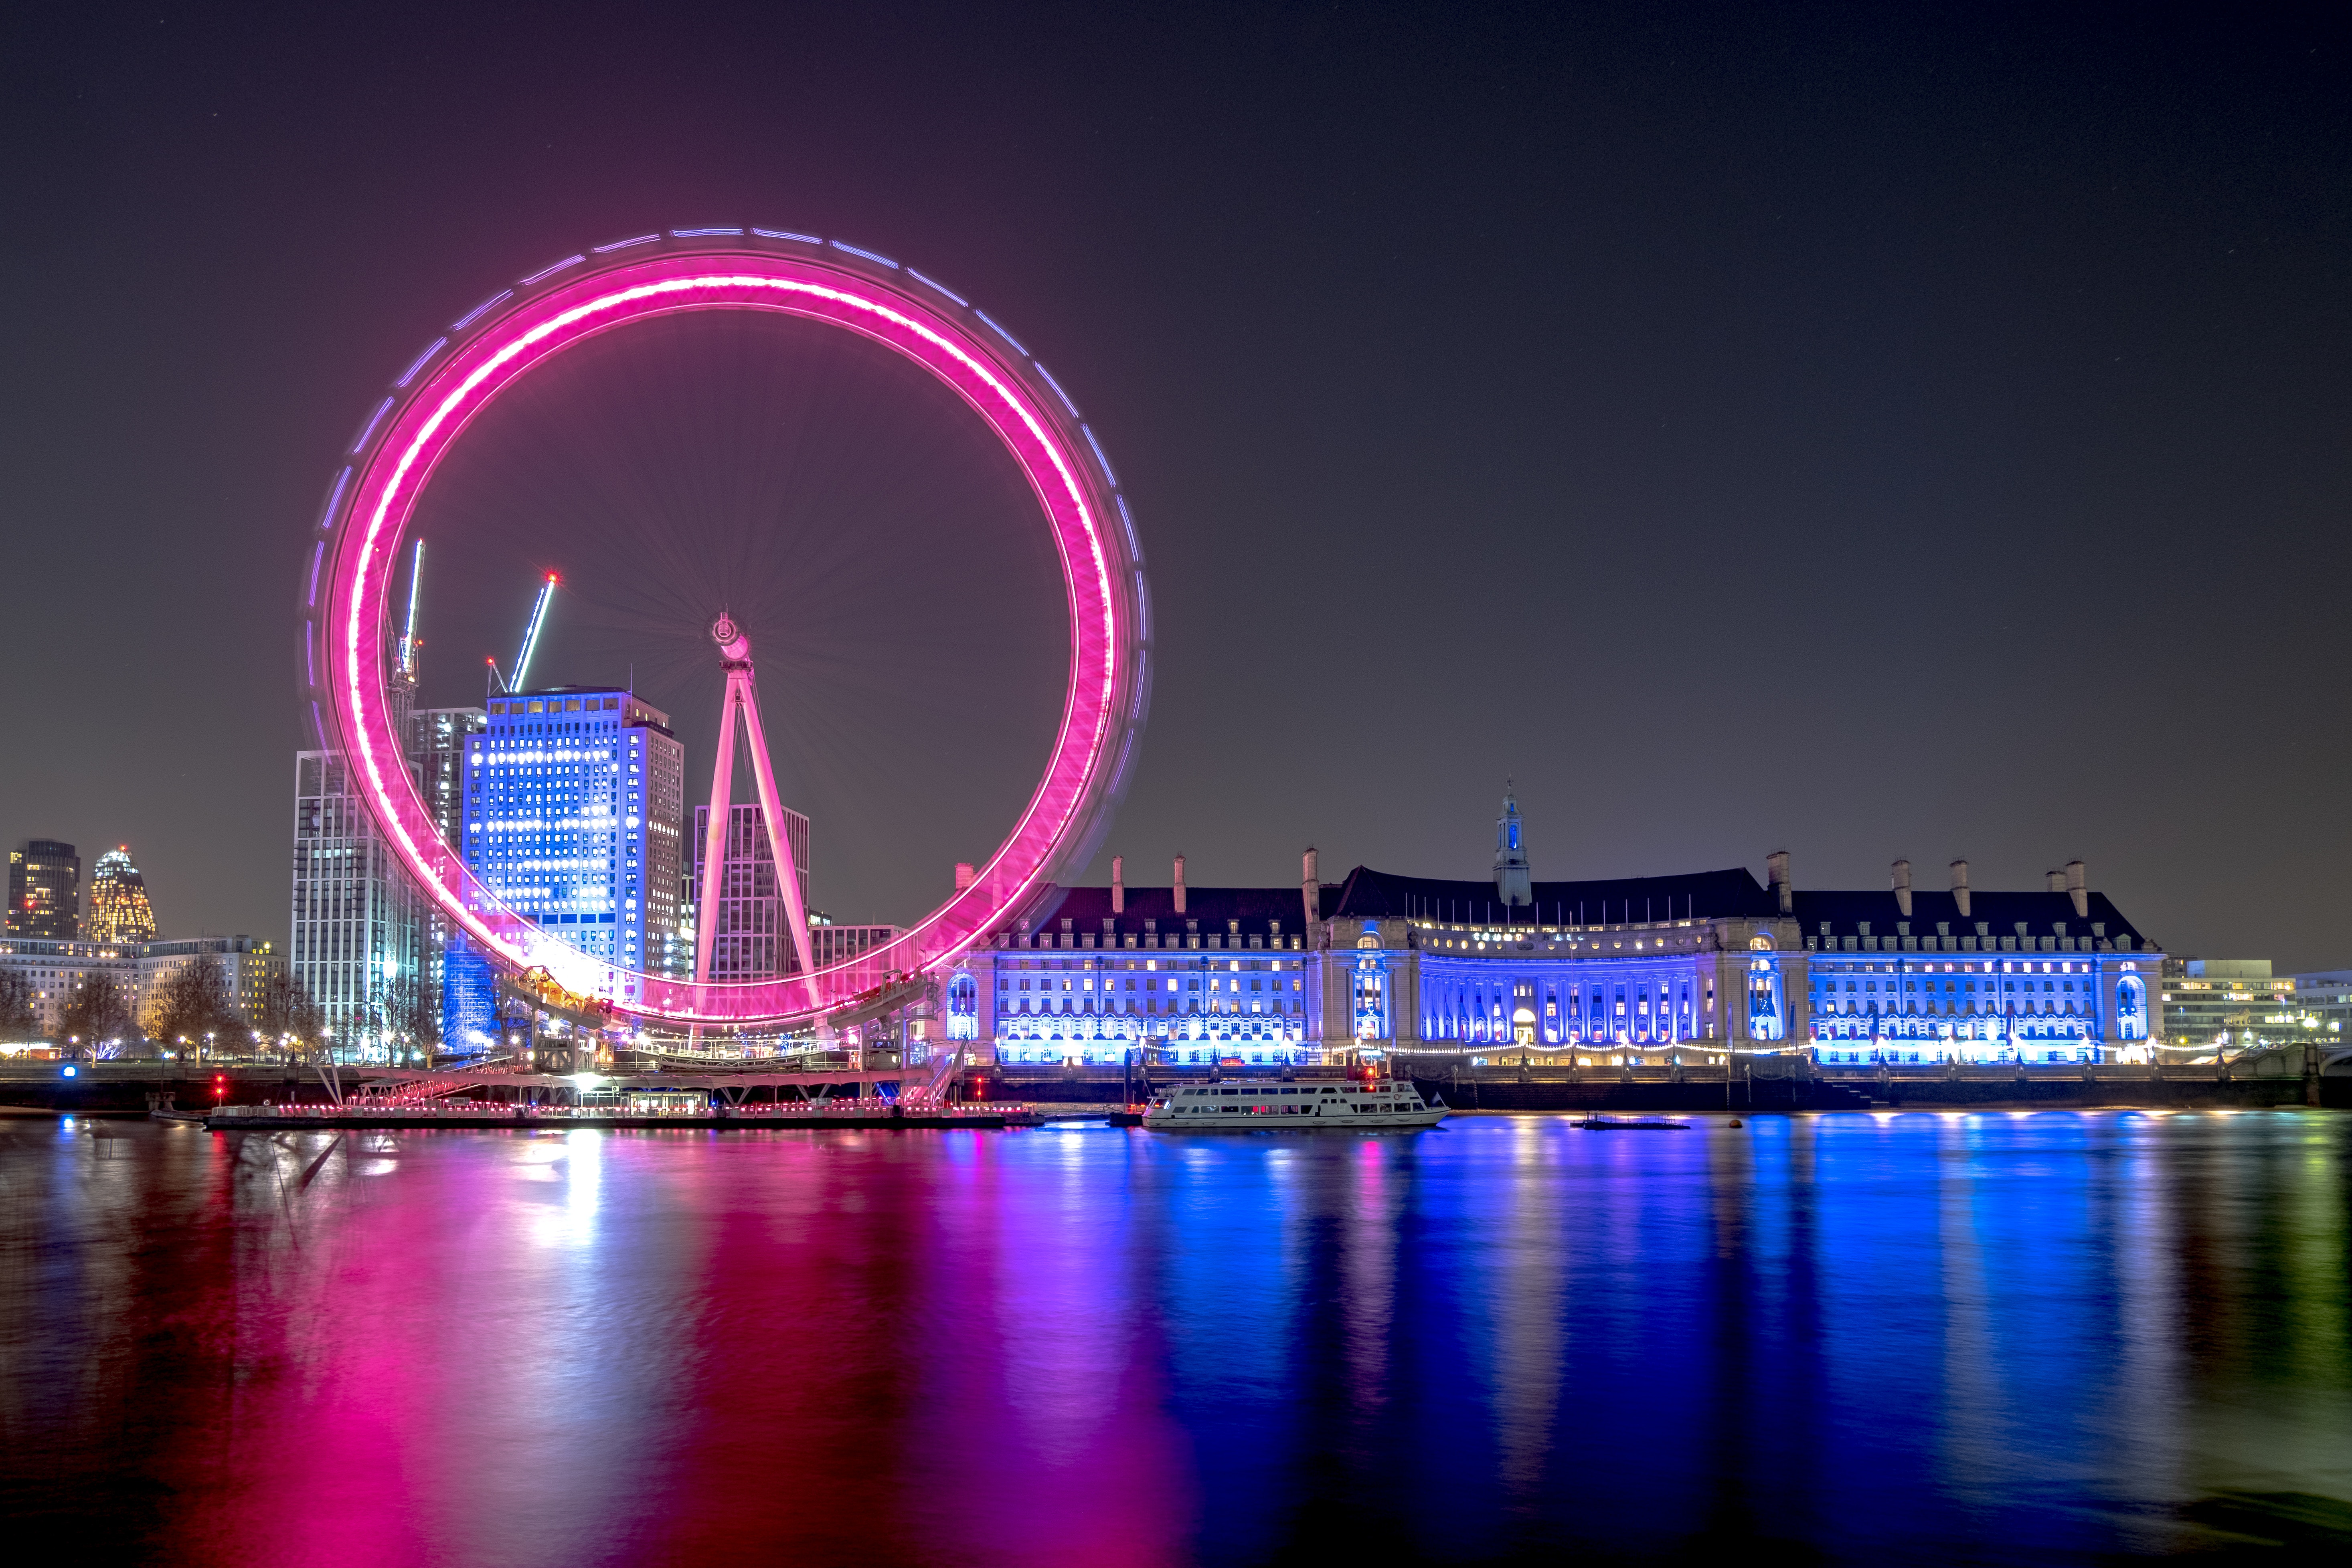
[
  {"xmin": 146, "ymin": 961, "xmax": 244, "ymax": 1056},
  {"xmin": 59, "ymin": 971, "xmax": 137, "ymax": 1055},
  {"xmin": 0, "ymin": 972, "xmax": 42, "ymax": 1042},
  {"xmin": 376, "ymin": 972, "xmax": 442, "ymax": 1064},
  {"xmin": 255, "ymin": 971, "xmax": 324, "ymax": 1058}
]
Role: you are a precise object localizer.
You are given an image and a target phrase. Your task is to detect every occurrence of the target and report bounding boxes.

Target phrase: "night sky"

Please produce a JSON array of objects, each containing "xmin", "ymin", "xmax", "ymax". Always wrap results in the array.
[{"xmin": 3, "ymin": 5, "xmax": 2346, "ymax": 967}]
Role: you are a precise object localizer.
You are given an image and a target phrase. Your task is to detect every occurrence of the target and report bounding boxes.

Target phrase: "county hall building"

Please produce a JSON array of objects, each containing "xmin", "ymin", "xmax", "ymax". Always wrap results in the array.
[{"xmin": 954, "ymin": 792, "xmax": 2164, "ymax": 1069}]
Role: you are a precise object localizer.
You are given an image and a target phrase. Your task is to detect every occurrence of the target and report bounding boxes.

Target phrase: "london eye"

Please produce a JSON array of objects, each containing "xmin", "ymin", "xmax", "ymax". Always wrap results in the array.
[{"xmin": 302, "ymin": 231, "xmax": 1152, "ymax": 1031}]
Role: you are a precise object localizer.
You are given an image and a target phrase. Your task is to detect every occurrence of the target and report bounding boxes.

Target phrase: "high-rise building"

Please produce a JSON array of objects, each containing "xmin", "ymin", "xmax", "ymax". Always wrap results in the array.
[
  {"xmin": 460, "ymin": 688, "xmax": 687, "ymax": 997},
  {"xmin": 409, "ymin": 706, "xmax": 488, "ymax": 846},
  {"xmin": 87, "ymin": 847, "xmax": 159, "ymax": 943},
  {"xmin": 7, "ymin": 840, "xmax": 80, "ymax": 939},
  {"xmin": 689, "ymin": 801, "xmax": 812, "ymax": 978},
  {"xmin": 290, "ymin": 751, "xmax": 423, "ymax": 1056},
  {"xmin": 409, "ymin": 705, "xmax": 488, "ymax": 1046}
]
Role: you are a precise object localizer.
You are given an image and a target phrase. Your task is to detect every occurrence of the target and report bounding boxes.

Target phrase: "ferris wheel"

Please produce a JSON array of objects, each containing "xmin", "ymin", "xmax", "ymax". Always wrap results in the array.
[{"xmin": 302, "ymin": 228, "xmax": 1152, "ymax": 1030}]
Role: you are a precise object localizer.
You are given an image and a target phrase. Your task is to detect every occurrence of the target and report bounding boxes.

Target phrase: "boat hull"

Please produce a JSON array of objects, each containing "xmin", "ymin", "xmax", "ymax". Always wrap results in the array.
[{"xmin": 1142, "ymin": 1104, "xmax": 1447, "ymax": 1131}]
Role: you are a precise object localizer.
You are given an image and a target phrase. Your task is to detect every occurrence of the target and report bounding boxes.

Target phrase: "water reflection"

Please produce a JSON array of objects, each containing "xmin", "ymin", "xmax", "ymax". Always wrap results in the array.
[{"xmin": 0, "ymin": 1111, "xmax": 2345, "ymax": 1563}]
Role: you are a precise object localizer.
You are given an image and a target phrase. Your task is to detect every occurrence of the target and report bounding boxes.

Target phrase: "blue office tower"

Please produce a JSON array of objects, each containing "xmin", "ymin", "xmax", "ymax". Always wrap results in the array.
[{"xmin": 457, "ymin": 688, "xmax": 688, "ymax": 1010}]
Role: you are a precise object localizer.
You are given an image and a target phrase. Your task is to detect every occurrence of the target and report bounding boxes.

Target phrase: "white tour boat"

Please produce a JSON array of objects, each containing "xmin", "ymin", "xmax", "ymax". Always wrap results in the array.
[{"xmin": 1142, "ymin": 1079, "xmax": 1447, "ymax": 1130}]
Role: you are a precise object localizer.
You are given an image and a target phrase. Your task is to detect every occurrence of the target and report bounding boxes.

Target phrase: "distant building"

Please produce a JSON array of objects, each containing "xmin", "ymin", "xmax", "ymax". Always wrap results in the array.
[
  {"xmin": 0, "ymin": 937, "xmax": 140, "ymax": 1036},
  {"xmin": 0, "ymin": 933, "xmax": 280, "ymax": 1042},
  {"xmin": 87, "ymin": 847, "xmax": 159, "ymax": 943},
  {"xmin": 409, "ymin": 706, "xmax": 488, "ymax": 847},
  {"xmin": 7, "ymin": 840, "xmax": 80, "ymax": 939},
  {"xmin": 138, "ymin": 936, "xmax": 283, "ymax": 1040},
  {"xmin": 808, "ymin": 917, "xmax": 901, "ymax": 972},
  {"xmin": 2161, "ymin": 959, "xmax": 2314, "ymax": 1052},
  {"xmin": 688, "ymin": 801, "xmax": 812, "ymax": 978},
  {"xmin": 291, "ymin": 751, "xmax": 423, "ymax": 1056},
  {"xmin": 2289, "ymin": 970, "xmax": 2352, "ymax": 1046}
]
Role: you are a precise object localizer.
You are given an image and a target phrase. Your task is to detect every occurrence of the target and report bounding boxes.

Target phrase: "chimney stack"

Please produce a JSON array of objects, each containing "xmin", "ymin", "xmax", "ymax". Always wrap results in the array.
[
  {"xmin": 1111, "ymin": 855, "xmax": 1125, "ymax": 914},
  {"xmin": 2046, "ymin": 869, "xmax": 2067, "ymax": 893},
  {"xmin": 1765, "ymin": 849, "xmax": 1792, "ymax": 915},
  {"xmin": 954, "ymin": 861, "xmax": 975, "ymax": 893},
  {"xmin": 1950, "ymin": 859, "xmax": 1971, "ymax": 919},
  {"xmin": 2065, "ymin": 859, "xmax": 2087, "ymax": 918},
  {"xmin": 1173, "ymin": 854, "xmax": 1187, "ymax": 915},
  {"xmin": 1892, "ymin": 859, "xmax": 1913, "ymax": 919},
  {"xmin": 1301, "ymin": 846, "xmax": 1320, "ymax": 925}
]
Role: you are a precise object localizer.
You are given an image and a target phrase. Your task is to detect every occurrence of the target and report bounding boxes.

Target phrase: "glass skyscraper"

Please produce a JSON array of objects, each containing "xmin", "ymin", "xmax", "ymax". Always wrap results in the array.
[
  {"xmin": 7, "ymin": 840, "xmax": 81, "ymax": 939},
  {"xmin": 409, "ymin": 706, "xmax": 488, "ymax": 846},
  {"xmin": 291, "ymin": 751, "xmax": 422, "ymax": 1054}
]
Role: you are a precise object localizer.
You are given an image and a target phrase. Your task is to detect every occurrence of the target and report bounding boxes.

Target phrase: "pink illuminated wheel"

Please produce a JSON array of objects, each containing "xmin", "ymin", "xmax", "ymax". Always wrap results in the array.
[{"xmin": 302, "ymin": 229, "xmax": 1151, "ymax": 1028}]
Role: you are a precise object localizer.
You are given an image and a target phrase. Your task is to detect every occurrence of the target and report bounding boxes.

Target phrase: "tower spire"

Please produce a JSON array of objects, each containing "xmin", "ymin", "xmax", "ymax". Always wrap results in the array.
[{"xmin": 1493, "ymin": 780, "xmax": 1532, "ymax": 907}]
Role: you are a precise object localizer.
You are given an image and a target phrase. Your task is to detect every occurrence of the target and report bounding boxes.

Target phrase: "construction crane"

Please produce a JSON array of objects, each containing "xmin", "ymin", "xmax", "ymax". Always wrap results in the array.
[
  {"xmin": 400, "ymin": 540, "xmax": 425, "ymax": 678},
  {"xmin": 487, "ymin": 572, "xmax": 560, "ymax": 695}
]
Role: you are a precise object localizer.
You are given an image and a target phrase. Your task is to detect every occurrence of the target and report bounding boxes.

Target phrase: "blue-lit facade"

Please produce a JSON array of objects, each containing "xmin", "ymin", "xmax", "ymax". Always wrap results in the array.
[
  {"xmin": 965, "ymin": 798, "xmax": 2166, "ymax": 1068},
  {"xmin": 455, "ymin": 688, "xmax": 687, "ymax": 1019}
]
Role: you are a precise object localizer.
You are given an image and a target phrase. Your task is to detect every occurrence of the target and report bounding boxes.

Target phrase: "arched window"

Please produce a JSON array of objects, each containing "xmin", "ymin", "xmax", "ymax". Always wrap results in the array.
[
  {"xmin": 1748, "ymin": 956, "xmax": 1785, "ymax": 1042},
  {"xmin": 1352, "ymin": 951, "xmax": 1388, "ymax": 1041},
  {"xmin": 2114, "ymin": 975, "xmax": 2147, "ymax": 1041}
]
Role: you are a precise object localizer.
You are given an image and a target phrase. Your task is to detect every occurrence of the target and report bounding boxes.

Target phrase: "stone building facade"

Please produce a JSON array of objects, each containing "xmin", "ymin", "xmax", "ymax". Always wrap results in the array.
[{"xmin": 950, "ymin": 796, "xmax": 2165, "ymax": 1069}]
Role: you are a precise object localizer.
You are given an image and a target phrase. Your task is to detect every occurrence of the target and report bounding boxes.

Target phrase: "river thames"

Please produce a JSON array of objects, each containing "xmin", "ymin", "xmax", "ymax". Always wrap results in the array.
[{"xmin": 2, "ymin": 1109, "xmax": 2345, "ymax": 1564}]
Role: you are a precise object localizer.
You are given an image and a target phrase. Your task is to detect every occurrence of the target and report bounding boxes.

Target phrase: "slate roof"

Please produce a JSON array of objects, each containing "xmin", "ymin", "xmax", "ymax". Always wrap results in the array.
[
  {"xmin": 1020, "ymin": 883, "xmax": 1321, "ymax": 934},
  {"xmin": 1012, "ymin": 867, "xmax": 2159, "ymax": 947},
  {"xmin": 1320, "ymin": 865, "xmax": 1778, "ymax": 925},
  {"xmin": 1790, "ymin": 889, "xmax": 2152, "ymax": 947}
]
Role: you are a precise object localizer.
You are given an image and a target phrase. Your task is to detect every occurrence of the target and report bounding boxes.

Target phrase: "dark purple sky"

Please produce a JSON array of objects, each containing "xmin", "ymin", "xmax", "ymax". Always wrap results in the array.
[{"xmin": 2, "ymin": 4, "xmax": 2346, "ymax": 965}]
